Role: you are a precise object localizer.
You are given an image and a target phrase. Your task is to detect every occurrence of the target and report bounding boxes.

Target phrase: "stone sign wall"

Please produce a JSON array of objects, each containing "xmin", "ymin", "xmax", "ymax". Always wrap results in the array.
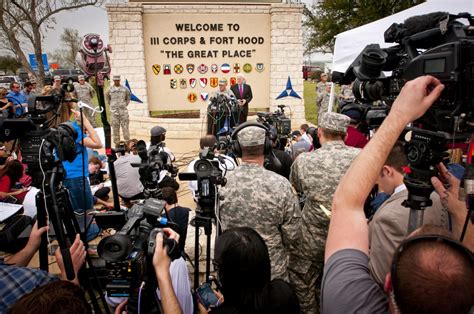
[{"xmin": 106, "ymin": 3, "xmax": 305, "ymax": 140}]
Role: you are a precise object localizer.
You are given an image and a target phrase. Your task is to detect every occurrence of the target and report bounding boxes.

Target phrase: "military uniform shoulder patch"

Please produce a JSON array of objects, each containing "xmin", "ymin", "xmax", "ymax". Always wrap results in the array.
[
  {"xmin": 152, "ymin": 64, "xmax": 160, "ymax": 75},
  {"xmin": 187, "ymin": 63, "xmax": 195, "ymax": 74},
  {"xmin": 198, "ymin": 64, "xmax": 208, "ymax": 74},
  {"xmin": 243, "ymin": 63, "xmax": 252, "ymax": 73},
  {"xmin": 211, "ymin": 64, "xmax": 218, "ymax": 73},
  {"xmin": 230, "ymin": 77, "xmax": 237, "ymax": 86},
  {"xmin": 163, "ymin": 64, "xmax": 171, "ymax": 75},
  {"xmin": 200, "ymin": 92, "xmax": 209, "ymax": 101},
  {"xmin": 199, "ymin": 78, "xmax": 208, "ymax": 88},
  {"xmin": 221, "ymin": 63, "xmax": 230, "ymax": 74},
  {"xmin": 189, "ymin": 78, "xmax": 197, "ymax": 88},
  {"xmin": 179, "ymin": 78, "xmax": 187, "ymax": 89},
  {"xmin": 233, "ymin": 63, "xmax": 240, "ymax": 73},
  {"xmin": 188, "ymin": 92, "xmax": 197, "ymax": 103},
  {"xmin": 210, "ymin": 77, "xmax": 218, "ymax": 88},
  {"xmin": 170, "ymin": 79, "xmax": 177, "ymax": 89},
  {"xmin": 174, "ymin": 64, "xmax": 183, "ymax": 74},
  {"xmin": 256, "ymin": 63, "xmax": 264, "ymax": 73}
]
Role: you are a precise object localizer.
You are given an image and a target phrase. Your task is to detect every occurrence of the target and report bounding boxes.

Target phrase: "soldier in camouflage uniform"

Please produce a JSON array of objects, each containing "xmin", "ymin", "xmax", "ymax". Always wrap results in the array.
[
  {"xmin": 74, "ymin": 75, "xmax": 97, "ymax": 127},
  {"xmin": 315, "ymin": 73, "xmax": 328, "ymax": 94},
  {"xmin": 316, "ymin": 83, "xmax": 331, "ymax": 124},
  {"xmin": 289, "ymin": 112, "xmax": 360, "ymax": 313},
  {"xmin": 105, "ymin": 75, "xmax": 131, "ymax": 145},
  {"xmin": 219, "ymin": 123, "xmax": 301, "ymax": 282}
]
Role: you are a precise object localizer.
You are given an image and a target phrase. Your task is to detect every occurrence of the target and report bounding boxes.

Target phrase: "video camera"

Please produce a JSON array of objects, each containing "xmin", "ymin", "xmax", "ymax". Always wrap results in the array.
[
  {"xmin": 132, "ymin": 140, "xmax": 178, "ymax": 199},
  {"xmin": 257, "ymin": 105, "xmax": 291, "ymax": 149},
  {"xmin": 334, "ymin": 12, "xmax": 474, "ymax": 231},
  {"xmin": 179, "ymin": 148, "xmax": 227, "ymax": 216},
  {"xmin": 0, "ymin": 85, "xmax": 79, "ymax": 185},
  {"xmin": 97, "ymin": 199, "xmax": 180, "ymax": 297},
  {"xmin": 334, "ymin": 12, "xmax": 474, "ymax": 133}
]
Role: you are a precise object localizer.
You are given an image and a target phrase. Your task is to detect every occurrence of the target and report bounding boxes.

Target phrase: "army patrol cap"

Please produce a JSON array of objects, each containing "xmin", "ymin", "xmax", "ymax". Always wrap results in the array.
[
  {"xmin": 218, "ymin": 78, "xmax": 227, "ymax": 85},
  {"xmin": 113, "ymin": 75, "xmax": 121, "ymax": 81},
  {"xmin": 237, "ymin": 126, "xmax": 266, "ymax": 147},
  {"xmin": 151, "ymin": 126, "xmax": 167, "ymax": 137},
  {"xmin": 54, "ymin": 75, "xmax": 61, "ymax": 81},
  {"xmin": 78, "ymin": 75, "xmax": 85, "ymax": 80},
  {"xmin": 318, "ymin": 112, "xmax": 350, "ymax": 133}
]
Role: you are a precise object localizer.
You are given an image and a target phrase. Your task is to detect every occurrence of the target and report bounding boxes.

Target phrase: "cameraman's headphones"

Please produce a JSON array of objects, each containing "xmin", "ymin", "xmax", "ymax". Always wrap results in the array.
[{"xmin": 231, "ymin": 121, "xmax": 272, "ymax": 157}]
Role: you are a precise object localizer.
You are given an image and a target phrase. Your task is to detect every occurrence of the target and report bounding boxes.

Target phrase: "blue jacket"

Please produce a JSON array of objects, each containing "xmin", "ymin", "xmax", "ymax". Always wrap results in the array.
[{"xmin": 6, "ymin": 91, "xmax": 28, "ymax": 116}]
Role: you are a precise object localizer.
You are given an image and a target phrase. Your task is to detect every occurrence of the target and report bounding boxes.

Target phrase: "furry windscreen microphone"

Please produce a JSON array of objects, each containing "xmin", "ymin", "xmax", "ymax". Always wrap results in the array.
[{"xmin": 403, "ymin": 12, "xmax": 450, "ymax": 36}]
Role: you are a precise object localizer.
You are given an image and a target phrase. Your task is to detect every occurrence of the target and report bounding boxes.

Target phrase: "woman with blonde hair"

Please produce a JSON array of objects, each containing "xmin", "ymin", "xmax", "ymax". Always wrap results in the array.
[{"xmin": 0, "ymin": 87, "xmax": 13, "ymax": 118}]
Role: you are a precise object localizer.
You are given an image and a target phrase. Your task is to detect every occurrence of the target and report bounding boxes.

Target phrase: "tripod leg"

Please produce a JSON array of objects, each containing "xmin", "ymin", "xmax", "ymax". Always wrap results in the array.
[
  {"xmin": 206, "ymin": 226, "xmax": 212, "ymax": 284},
  {"xmin": 194, "ymin": 217, "xmax": 200, "ymax": 290},
  {"xmin": 36, "ymin": 192, "xmax": 49, "ymax": 272}
]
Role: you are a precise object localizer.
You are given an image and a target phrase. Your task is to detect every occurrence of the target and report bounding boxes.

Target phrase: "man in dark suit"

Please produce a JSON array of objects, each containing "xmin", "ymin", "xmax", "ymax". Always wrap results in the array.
[{"xmin": 230, "ymin": 73, "xmax": 253, "ymax": 124}]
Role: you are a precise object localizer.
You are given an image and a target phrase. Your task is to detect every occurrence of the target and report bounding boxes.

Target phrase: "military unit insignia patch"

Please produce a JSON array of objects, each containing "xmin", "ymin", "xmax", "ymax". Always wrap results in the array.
[
  {"xmin": 256, "ymin": 63, "xmax": 264, "ymax": 72},
  {"xmin": 230, "ymin": 77, "xmax": 237, "ymax": 86},
  {"xmin": 199, "ymin": 78, "xmax": 208, "ymax": 88},
  {"xmin": 200, "ymin": 92, "xmax": 209, "ymax": 101},
  {"xmin": 210, "ymin": 77, "xmax": 218, "ymax": 88},
  {"xmin": 210, "ymin": 64, "xmax": 218, "ymax": 73},
  {"xmin": 174, "ymin": 64, "xmax": 184, "ymax": 74},
  {"xmin": 221, "ymin": 63, "xmax": 230, "ymax": 73},
  {"xmin": 233, "ymin": 63, "xmax": 240, "ymax": 73},
  {"xmin": 170, "ymin": 79, "xmax": 177, "ymax": 89},
  {"xmin": 163, "ymin": 64, "xmax": 171, "ymax": 75},
  {"xmin": 188, "ymin": 92, "xmax": 197, "ymax": 103},
  {"xmin": 152, "ymin": 64, "xmax": 160, "ymax": 75},
  {"xmin": 189, "ymin": 78, "xmax": 197, "ymax": 88},
  {"xmin": 187, "ymin": 64, "xmax": 195, "ymax": 74},
  {"xmin": 243, "ymin": 63, "xmax": 252, "ymax": 73},
  {"xmin": 197, "ymin": 64, "xmax": 208, "ymax": 74},
  {"xmin": 179, "ymin": 78, "xmax": 187, "ymax": 89}
]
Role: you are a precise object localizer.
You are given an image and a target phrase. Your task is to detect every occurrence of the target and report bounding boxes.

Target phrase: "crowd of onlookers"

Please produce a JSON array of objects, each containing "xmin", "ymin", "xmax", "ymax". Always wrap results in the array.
[{"xmin": 0, "ymin": 75, "xmax": 473, "ymax": 314}]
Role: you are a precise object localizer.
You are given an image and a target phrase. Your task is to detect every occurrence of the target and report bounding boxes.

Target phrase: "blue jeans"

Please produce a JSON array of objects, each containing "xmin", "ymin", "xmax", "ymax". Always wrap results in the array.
[{"xmin": 63, "ymin": 177, "xmax": 99, "ymax": 241}]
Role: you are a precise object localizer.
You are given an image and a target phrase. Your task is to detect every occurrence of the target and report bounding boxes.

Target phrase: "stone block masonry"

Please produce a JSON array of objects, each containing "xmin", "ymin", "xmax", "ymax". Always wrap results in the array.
[{"xmin": 107, "ymin": 2, "xmax": 305, "ymax": 140}]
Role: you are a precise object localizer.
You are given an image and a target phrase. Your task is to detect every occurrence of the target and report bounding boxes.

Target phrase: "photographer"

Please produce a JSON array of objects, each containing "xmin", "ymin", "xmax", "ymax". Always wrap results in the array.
[
  {"xmin": 322, "ymin": 76, "xmax": 473, "ymax": 313},
  {"xmin": 0, "ymin": 222, "xmax": 86, "ymax": 312},
  {"xmin": 197, "ymin": 227, "xmax": 300, "ymax": 314},
  {"xmin": 187, "ymin": 135, "xmax": 236, "ymax": 200},
  {"xmin": 219, "ymin": 123, "xmax": 301, "ymax": 282},
  {"xmin": 149, "ymin": 126, "xmax": 179, "ymax": 191}
]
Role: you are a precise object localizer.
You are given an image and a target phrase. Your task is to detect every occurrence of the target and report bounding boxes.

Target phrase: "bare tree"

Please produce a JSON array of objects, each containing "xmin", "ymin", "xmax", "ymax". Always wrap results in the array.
[
  {"xmin": 0, "ymin": 0, "xmax": 102, "ymax": 85},
  {"xmin": 61, "ymin": 28, "xmax": 81, "ymax": 67}
]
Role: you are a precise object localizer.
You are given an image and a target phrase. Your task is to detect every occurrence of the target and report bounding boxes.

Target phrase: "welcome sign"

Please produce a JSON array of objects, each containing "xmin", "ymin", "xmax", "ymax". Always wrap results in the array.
[{"xmin": 143, "ymin": 14, "xmax": 271, "ymax": 111}]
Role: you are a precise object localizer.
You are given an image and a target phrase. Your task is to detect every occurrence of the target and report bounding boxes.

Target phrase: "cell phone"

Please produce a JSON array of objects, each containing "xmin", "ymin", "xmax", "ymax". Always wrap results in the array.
[{"xmin": 195, "ymin": 283, "xmax": 219, "ymax": 309}]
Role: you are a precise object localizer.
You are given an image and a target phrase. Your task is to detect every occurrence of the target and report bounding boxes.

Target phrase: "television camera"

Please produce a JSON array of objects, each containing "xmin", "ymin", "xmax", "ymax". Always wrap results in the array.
[
  {"xmin": 132, "ymin": 140, "xmax": 178, "ymax": 199},
  {"xmin": 179, "ymin": 148, "xmax": 227, "ymax": 289},
  {"xmin": 256, "ymin": 105, "xmax": 291, "ymax": 149},
  {"xmin": 334, "ymin": 12, "xmax": 474, "ymax": 232},
  {"xmin": 97, "ymin": 198, "xmax": 181, "ymax": 313}
]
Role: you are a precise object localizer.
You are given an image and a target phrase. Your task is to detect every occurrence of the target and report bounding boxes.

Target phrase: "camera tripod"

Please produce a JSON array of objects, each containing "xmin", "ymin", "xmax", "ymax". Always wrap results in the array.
[
  {"xmin": 191, "ymin": 212, "xmax": 214, "ymax": 290},
  {"xmin": 35, "ymin": 163, "xmax": 110, "ymax": 313}
]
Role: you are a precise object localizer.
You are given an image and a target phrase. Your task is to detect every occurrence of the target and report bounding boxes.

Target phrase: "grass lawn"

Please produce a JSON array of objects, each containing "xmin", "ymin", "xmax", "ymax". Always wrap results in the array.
[
  {"xmin": 89, "ymin": 79, "xmax": 110, "ymax": 128},
  {"xmin": 304, "ymin": 80, "xmax": 317, "ymax": 125}
]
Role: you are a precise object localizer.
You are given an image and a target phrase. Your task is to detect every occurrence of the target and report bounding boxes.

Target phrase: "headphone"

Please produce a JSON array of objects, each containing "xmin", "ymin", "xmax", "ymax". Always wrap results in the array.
[
  {"xmin": 231, "ymin": 121, "xmax": 272, "ymax": 157},
  {"xmin": 54, "ymin": 122, "xmax": 78, "ymax": 162}
]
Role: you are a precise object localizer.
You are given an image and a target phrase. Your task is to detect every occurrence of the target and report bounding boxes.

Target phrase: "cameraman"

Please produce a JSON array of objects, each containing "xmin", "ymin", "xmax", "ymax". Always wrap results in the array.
[
  {"xmin": 149, "ymin": 126, "xmax": 179, "ymax": 191},
  {"xmin": 187, "ymin": 135, "xmax": 236, "ymax": 200},
  {"xmin": 323, "ymin": 76, "xmax": 473, "ymax": 313}
]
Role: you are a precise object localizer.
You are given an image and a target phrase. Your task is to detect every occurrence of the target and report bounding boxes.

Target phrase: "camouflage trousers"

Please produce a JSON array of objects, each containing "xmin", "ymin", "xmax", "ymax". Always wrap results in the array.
[
  {"xmin": 317, "ymin": 104, "xmax": 329, "ymax": 125},
  {"xmin": 289, "ymin": 253, "xmax": 324, "ymax": 313},
  {"xmin": 111, "ymin": 109, "xmax": 130, "ymax": 146}
]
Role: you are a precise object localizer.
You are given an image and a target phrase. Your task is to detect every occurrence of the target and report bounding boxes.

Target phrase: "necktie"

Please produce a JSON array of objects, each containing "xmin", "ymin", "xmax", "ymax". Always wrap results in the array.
[{"xmin": 239, "ymin": 85, "xmax": 243, "ymax": 98}]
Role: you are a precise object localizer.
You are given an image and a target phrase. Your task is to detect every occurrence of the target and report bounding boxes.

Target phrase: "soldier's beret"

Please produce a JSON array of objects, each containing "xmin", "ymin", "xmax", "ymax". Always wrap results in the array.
[{"xmin": 318, "ymin": 112, "xmax": 350, "ymax": 133}]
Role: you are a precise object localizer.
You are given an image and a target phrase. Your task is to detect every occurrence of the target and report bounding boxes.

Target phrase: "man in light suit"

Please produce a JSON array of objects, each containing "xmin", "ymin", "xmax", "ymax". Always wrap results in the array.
[
  {"xmin": 230, "ymin": 73, "xmax": 253, "ymax": 124},
  {"xmin": 368, "ymin": 141, "xmax": 449, "ymax": 286}
]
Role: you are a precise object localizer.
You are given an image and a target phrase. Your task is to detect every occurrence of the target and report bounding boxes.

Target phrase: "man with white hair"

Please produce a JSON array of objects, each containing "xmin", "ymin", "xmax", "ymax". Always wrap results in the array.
[{"xmin": 230, "ymin": 73, "xmax": 253, "ymax": 124}]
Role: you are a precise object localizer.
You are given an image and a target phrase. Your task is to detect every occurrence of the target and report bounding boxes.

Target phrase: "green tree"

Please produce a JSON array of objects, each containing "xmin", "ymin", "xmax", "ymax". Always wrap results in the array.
[
  {"xmin": 0, "ymin": 56, "xmax": 21, "ymax": 74},
  {"xmin": 304, "ymin": 0, "xmax": 425, "ymax": 54},
  {"xmin": 60, "ymin": 28, "xmax": 81, "ymax": 68}
]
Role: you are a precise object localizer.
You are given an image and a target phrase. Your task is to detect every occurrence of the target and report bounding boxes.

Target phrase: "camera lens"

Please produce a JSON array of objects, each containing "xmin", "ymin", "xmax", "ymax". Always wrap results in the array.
[
  {"xmin": 98, "ymin": 234, "xmax": 132, "ymax": 262},
  {"xmin": 359, "ymin": 48, "xmax": 388, "ymax": 78}
]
